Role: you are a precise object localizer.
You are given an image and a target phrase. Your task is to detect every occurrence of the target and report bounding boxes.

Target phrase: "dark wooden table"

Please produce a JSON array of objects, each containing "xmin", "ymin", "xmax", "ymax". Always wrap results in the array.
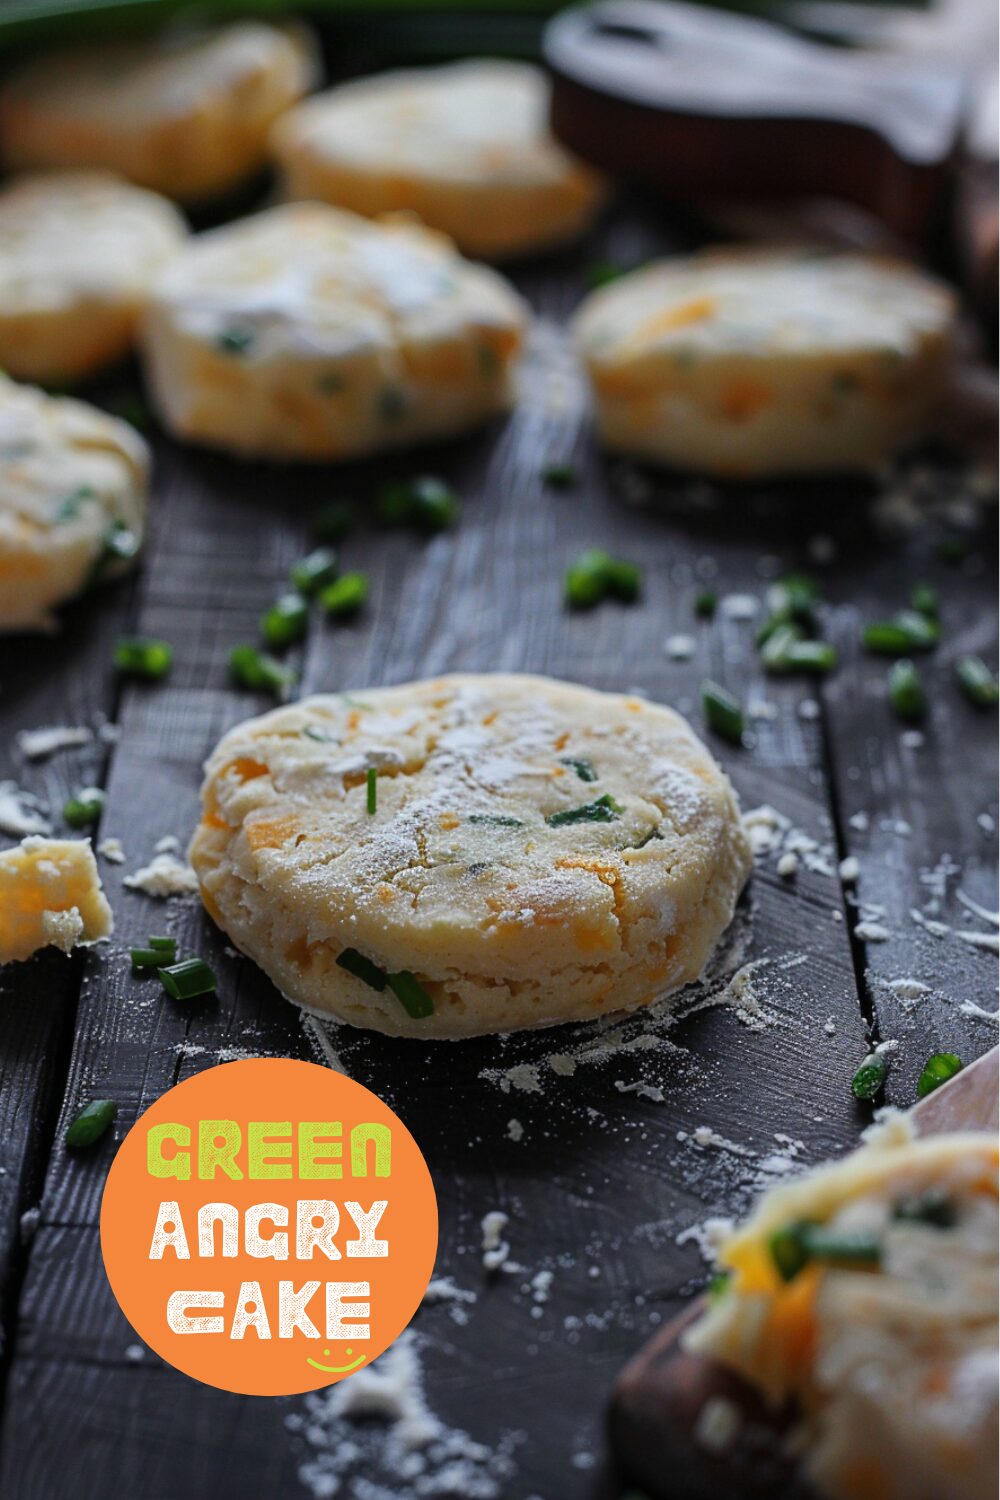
[{"xmin": 0, "ymin": 189, "xmax": 996, "ymax": 1500}]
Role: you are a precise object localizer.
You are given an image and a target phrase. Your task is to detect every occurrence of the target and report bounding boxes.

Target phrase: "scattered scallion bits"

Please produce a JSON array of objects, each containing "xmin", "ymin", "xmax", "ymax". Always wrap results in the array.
[
  {"xmin": 888, "ymin": 659, "xmax": 925, "ymax": 722},
  {"xmin": 63, "ymin": 787, "xmax": 105, "ymax": 828},
  {"xmin": 229, "ymin": 645, "xmax": 296, "ymax": 697},
  {"xmin": 767, "ymin": 573, "xmax": 818, "ymax": 629},
  {"xmin": 66, "ymin": 1098, "xmax": 118, "ymax": 1150},
  {"xmin": 560, "ymin": 757, "xmax": 597, "ymax": 782},
  {"xmin": 916, "ymin": 1051, "xmax": 963, "ymax": 1099},
  {"xmin": 366, "ymin": 766, "xmax": 377, "ymax": 815},
  {"xmin": 311, "ymin": 500, "xmax": 357, "ymax": 543},
  {"xmin": 320, "ymin": 571, "xmax": 368, "ymax": 618},
  {"xmin": 114, "ymin": 637, "xmax": 173, "ymax": 680},
  {"xmin": 336, "ymin": 948, "xmax": 387, "ymax": 991},
  {"xmin": 387, "ymin": 971, "xmax": 435, "ymax": 1019},
  {"xmin": 541, "ymin": 460, "xmax": 577, "ymax": 489},
  {"xmin": 786, "ymin": 640, "xmax": 837, "ymax": 674},
  {"xmin": 291, "ymin": 547, "xmax": 338, "ymax": 596},
  {"xmin": 377, "ymin": 476, "xmax": 460, "ymax": 531},
  {"xmin": 701, "ymin": 681, "xmax": 743, "ymax": 745},
  {"xmin": 546, "ymin": 793, "xmax": 622, "ymax": 827},
  {"xmin": 148, "ymin": 936, "xmax": 175, "ymax": 953},
  {"xmin": 217, "ymin": 326, "xmax": 254, "ymax": 355},
  {"xmin": 955, "ymin": 655, "xmax": 999, "ymax": 709},
  {"xmin": 769, "ymin": 1220, "xmax": 812, "ymax": 1282},
  {"xmin": 261, "ymin": 593, "xmax": 309, "ymax": 650},
  {"xmin": 158, "ymin": 957, "xmax": 217, "ymax": 1001},
  {"xmin": 769, "ymin": 1219, "xmax": 881, "ymax": 1281},
  {"xmin": 694, "ymin": 590, "xmax": 717, "ymax": 619},
  {"xmin": 132, "ymin": 945, "xmax": 174, "ymax": 971},
  {"xmin": 564, "ymin": 548, "xmax": 642, "ymax": 609},
  {"xmin": 910, "ymin": 583, "xmax": 938, "ymax": 618},
  {"xmin": 759, "ymin": 622, "xmax": 804, "ymax": 672},
  {"xmin": 851, "ymin": 1051, "xmax": 888, "ymax": 1101},
  {"xmin": 468, "ymin": 813, "xmax": 524, "ymax": 828},
  {"xmin": 863, "ymin": 611, "xmax": 939, "ymax": 654},
  {"xmin": 892, "ymin": 1188, "xmax": 956, "ymax": 1229},
  {"xmin": 88, "ymin": 521, "xmax": 140, "ymax": 587}
]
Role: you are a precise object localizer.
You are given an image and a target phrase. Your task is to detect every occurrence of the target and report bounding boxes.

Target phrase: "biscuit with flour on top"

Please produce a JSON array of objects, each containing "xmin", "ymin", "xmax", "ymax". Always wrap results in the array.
[{"xmin": 189, "ymin": 674, "xmax": 752, "ymax": 1039}]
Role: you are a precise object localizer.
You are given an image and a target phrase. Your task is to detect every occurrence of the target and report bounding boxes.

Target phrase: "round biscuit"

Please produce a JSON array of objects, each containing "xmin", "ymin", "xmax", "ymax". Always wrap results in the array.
[
  {"xmin": 0, "ymin": 376, "xmax": 148, "ymax": 632},
  {"xmin": 0, "ymin": 172, "xmax": 186, "ymax": 385},
  {"xmin": 139, "ymin": 202, "xmax": 528, "ymax": 461},
  {"xmin": 189, "ymin": 673, "xmax": 752, "ymax": 1039},
  {"xmin": 271, "ymin": 59, "xmax": 605, "ymax": 260},
  {"xmin": 573, "ymin": 249, "xmax": 956, "ymax": 478},
  {"xmin": 0, "ymin": 22, "xmax": 317, "ymax": 203}
]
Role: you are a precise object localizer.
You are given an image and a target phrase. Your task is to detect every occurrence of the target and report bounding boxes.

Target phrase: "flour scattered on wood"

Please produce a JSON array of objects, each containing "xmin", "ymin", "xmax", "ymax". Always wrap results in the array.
[
  {"xmin": 17, "ymin": 724, "xmax": 93, "ymax": 760},
  {"xmin": 123, "ymin": 850, "xmax": 199, "ymax": 898},
  {"xmin": 97, "ymin": 836, "xmax": 126, "ymax": 863},
  {"xmin": 288, "ymin": 1332, "xmax": 519, "ymax": 1500},
  {"xmin": 742, "ymin": 804, "xmax": 834, "ymax": 877},
  {"xmin": 481, "ymin": 1211, "xmax": 511, "ymax": 1272},
  {"xmin": 0, "ymin": 781, "xmax": 50, "ymax": 837}
]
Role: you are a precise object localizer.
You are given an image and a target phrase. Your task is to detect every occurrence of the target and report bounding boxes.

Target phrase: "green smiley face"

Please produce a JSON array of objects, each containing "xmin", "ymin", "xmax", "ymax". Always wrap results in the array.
[{"xmin": 306, "ymin": 1346, "xmax": 367, "ymax": 1375}]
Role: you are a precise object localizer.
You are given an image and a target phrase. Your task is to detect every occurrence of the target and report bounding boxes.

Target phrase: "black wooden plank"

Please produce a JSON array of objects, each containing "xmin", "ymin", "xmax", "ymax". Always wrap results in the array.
[{"xmin": 0, "ymin": 202, "xmax": 976, "ymax": 1500}]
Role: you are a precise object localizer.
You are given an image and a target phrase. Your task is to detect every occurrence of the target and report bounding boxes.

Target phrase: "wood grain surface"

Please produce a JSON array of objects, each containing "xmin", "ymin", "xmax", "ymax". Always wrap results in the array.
[{"xmin": 0, "ymin": 196, "xmax": 995, "ymax": 1500}]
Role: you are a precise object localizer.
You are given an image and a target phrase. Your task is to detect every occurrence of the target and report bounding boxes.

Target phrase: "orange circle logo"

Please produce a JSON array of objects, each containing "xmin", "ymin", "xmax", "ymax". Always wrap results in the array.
[{"xmin": 100, "ymin": 1058, "xmax": 437, "ymax": 1395}]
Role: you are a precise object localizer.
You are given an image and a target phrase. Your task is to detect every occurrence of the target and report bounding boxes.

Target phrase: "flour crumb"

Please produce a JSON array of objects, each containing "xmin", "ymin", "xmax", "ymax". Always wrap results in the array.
[
  {"xmin": 664, "ymin": 634, "xmax": 695, "ymax": 660},
  {"xmin": 17, "ymin": 724, "xmax": 93, "ymax": 760},
  {"xmin": 481, "ymin": 1211, "xmax": 510, "ymax": 1273},
  {"xmin": 506, "ymin": 1119, "xmax": 524, "ymax": 1143},
  {"xmin": 777, "ymin": 852, "xmax": 798, "ymax": 879},
  {"xmin": 123, "ymin": 851, "xmax": 198, "ymax": 898},
  {"xmin": 838, "ymin": 856, "xmax": 860, "ymax": 885},
  {"xmin": 0, "ymin": 781, "xmax": 51, "ymax": 838},
  {"xmin": 97, "ymin": 836, "xmax": 126, "ymax": 863},
  {"xmin": 695, "ymin": 1395, "xmax": 742, "ymax": 1454}
]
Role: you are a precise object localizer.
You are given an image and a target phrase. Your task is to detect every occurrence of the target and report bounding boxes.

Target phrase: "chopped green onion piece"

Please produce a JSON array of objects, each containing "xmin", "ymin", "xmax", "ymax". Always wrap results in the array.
[
  {"xmin": 55, "ymin": 485, "xmax": 97, "ymax": 522},
  {"xmin": 387, "ymin": 970, "xmax": 434, "ymax": 1019},
  {"xmin": 542, "ymin": 461, "xmax": 577, "ymax": 489},
  {"xmin": 291, "ymin": 547, "xmax": 338, "ymax": 595},
  {"xmin": 910, "ymin": 584, "xmax": 938, "ymax": 618},
  {"xmin": 303, "ymin": 724, "xmax": 333, "ymax": 742},
  {"xmin": 565, "ymin": 549, "xmax": 612, "ymax": 609},
  {"xmin": 605, "ymin": 558, "xmax": 642, "ymax": 603},
  {"xmin": 893, "ymin": 1188, "xmax": 956, "ymax": 1229},
  {"xmin": 888, "ymin": 659, "xmax": 925, "ymax": 722},
  {"xmin": 217, "ymin": 327, "xmax": 254, "ymax": 355},
  {"xmin": 366, "ymin": 766, "xmax": 377, "ymax": 815},
  {"xmin": 863, "ymin": 611, "xmax": 939, "ymax": 654},
  {"xmin": 320, "ymin": 572, "xmax": 369, "ymax": 617},
  {"xmin": 769, "ymin": 1219, "xmax": 881, "ymax": 1281},
  {"xmin": 955, "ymin": 656, "xmax": 999, "ymax": 708},
  {"xmin": 694, "ymin": 590, "xmax": 717, "ymax": 619},
  {"xmin": 769, "ymin": 1220, "xmax": 813, "ymax": 1282},
  {"xmin": 65, "ymin": 1098, "xmax": 118, "ymax": 1150},
  {"xmin": 759, "ymin": 622, "xmax": 804, "ymax": 672},
  {"xmin": 114, "ymin": 637, "xmax": 173, "ymax": 680},
  {"xmin": 468, "ymin": 813, "xmax": 524, "ymax": 828},
  {"xmin": 229, "ymin": 645, "xmax": 296, "ymax": 698},
  {"xmin": 411, "ymin": 476, "xmax": 460, "ymax": 532},
  {"xmin": 916, "ymin": 1051, "xmax": 963, "ymax": 1099},
  {"xmin": 767, "ymin": 573, "xmax": 819, "ymax": 629},
  {"xmin": 148, "ymin": 935, "xmax": 175, "ymax": 952},
  {"xmin": 785, "ymin": 640, "xmax": 837, "ymax": 674},
  {"xmin": 376, "ymin": 482, "xmax": 415, "ymax": 526},
  {"xmin": 584, "ymin": 260, "xmax": 624, "ymax": 289},
  {"xmin": 546, "ymin": 793, "xmax": 622, "ymax": 827},
  {"xmin": 851, "ymin": 1051, "xmax": 888, "ymax": 1101},
  {"xmin": 336, "ymin": 948, "xmax": 387, "ymax": 991},
  {"xmin": 63, "ymin": 788, "xmax": 105, "ymax": 828},
  {"xmin": 707, "ymin": 1271, "xmax": 730, "ymax": 1302},
  {"xmin": 938, "ymin": 535, "xmax": 969, "ymax": 563},
  {"xmin": 261, "ymin": 593, "xmax": 309, "ymax": 650},
  {"xmin": 158, "ymin": 958, "xmax": 217, "ymax": 1001},
  {"xmin": 131, "ymin": 945, "xmax": 175, "ymax": 971},
  {"xmin": 560, "ymin": 758, "xmax": 598, "ymax": 782},
  {"xmin": 311, "ymin": 501, "xmax": 357, "ymax": 543},
  {"xmin": 107, "ymin": 392, "xmax": 151, "ymax": 431},
  {"xmin": 701, "ymin": 681, "xmax": 743, "ymax": 745},
  {"xmin": 88, "ymin": 520, "xmax": 140, "ymax": 587}
]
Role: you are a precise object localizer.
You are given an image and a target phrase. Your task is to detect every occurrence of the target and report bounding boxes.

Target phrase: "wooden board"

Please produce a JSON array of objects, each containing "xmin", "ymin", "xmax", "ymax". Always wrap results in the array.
[{"xmin": 0, "ymin": 196, "xmax": 994, "ymax": 1500}]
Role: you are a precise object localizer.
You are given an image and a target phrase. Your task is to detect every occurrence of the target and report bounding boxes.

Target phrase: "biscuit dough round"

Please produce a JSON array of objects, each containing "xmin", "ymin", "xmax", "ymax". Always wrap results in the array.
[
  {"xmin": 189, "ymin": 674, "xmax": 752, "ymax": 1039},
  {"xmin": 0, "ymin": 22, "xmax": 317, "ymax": 203},
  {"xmin": 0, "ymin": 172, "xmax": 187, "ymax": 385},
  {"xmin": 687, "ymin": 1126, "xmax": 998, "ymax": 1500},
  {"xmin": 0, "ymin": 376, "xmax": 148, "ymax": 632},
  {"xmin": 573, "ymin": 250, "xmax": 955, "ymax": 478},
  {"xmin": 271, "ymin": 60, "xmax": 604, "ymax": 260},
  {"xmin": 140, "ymin": 203, "xmax": 528, "ymax": 461}
]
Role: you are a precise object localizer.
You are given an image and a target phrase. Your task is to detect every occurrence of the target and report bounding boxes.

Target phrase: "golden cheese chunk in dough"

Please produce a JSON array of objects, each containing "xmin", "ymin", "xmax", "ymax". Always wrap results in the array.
[
  {"xmin": 189, "ymin": 673, "xmax": 752, "ymax": 1039},
  {"xmin": 573, "ymin": 249, "xmax": 956, "ymax": 479},
  {"xmin": 0, "ymin": 837, "xmax": 113, "ymax": 963}
]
